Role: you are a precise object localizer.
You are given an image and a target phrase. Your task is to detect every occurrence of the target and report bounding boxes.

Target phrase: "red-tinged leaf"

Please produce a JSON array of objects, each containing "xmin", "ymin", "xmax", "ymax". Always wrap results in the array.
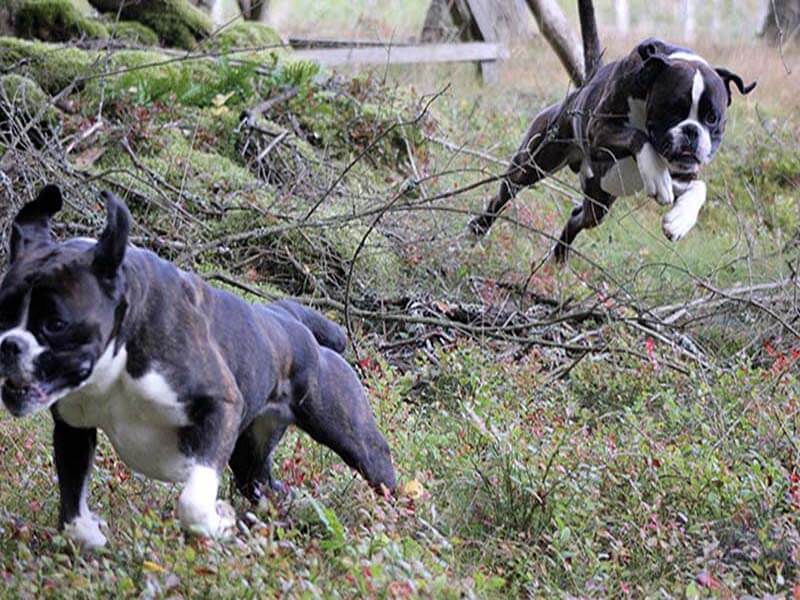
[{"xmin": 696, "ymin": 570, "xmax": 721, "ymax": 589}]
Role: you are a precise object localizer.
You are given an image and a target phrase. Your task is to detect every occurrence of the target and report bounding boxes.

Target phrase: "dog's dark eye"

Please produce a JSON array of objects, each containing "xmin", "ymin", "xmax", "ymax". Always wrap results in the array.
[
  {"xmin": 705, "ymin": 112, "xmax": 719, "ymax": 126},
  {"xmin": 44, "ymin": 318, "xmax": 67, "ymax": 334}
]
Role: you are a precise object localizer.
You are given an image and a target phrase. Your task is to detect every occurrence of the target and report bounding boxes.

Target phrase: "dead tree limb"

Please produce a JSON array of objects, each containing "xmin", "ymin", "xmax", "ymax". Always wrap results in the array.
[
  {"xmin": 524, "ymin": 0, "xmax": 585, "ymax": 86},
  {"xmin": 578, "ymin": 0, "xmax": 602, "ymax": 80}
]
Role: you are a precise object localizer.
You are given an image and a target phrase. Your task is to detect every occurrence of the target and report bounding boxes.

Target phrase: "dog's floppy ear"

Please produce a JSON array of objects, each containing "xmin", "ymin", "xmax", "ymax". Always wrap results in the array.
[
  {"xmin": 92, "ymin": 191, "xmax": 130, "ymax": 279},
  {"xmin": 715, "ymin": 67, "xmax": 756, "ymax": 106},
  {"xmin": 9, "ymin": 184, "xmax": 63, "ymax": 263},
  {"xmin": 635, "ymin": 38, "xmax": 670, "ymax": 90},
  {"xmin": 636, "ymin": 38, "xmax": 668, "ymax": 61}
]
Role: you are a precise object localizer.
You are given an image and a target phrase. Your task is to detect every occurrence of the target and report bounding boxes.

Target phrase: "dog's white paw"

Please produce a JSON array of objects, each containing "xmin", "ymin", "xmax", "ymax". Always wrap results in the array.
[
  {"xmin": 637, "ymin": 143, "xmax": 674, "ymax": 206},
  {"xmin": 178, "ymin": 465, "xmax": 234, "ymax": 538},
  {"xmin": 63, "ymin": 511, "xmax": 107, "ymax": 549},
  {"xmin": 662, "ymin": 180, "xmax": 707, "ymax": 241}
]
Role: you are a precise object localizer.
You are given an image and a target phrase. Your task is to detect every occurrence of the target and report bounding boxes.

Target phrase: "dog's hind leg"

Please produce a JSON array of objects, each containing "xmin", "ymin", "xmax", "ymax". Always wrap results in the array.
[
  {"xmin": 269, "ymin": 300, "xmax": 347, "ymax": 354},
  {"xmin": 228, "ymin": 413, "xmax": 290, "ymax": 502},
  {"xmin": 468, "ymin": 103, "xmax": 573, "ymax": 237},
  {"xmin": 554, "ymin": 177, "xmax": 616, "ymax": 262},
  {"xmin": 292, "ymin": 348, "xmax": 396, "ymax": 492}
]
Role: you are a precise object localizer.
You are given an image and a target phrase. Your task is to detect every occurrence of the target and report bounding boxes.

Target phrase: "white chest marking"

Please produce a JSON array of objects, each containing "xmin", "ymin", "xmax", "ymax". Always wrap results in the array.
[
  {"xmin": 57, "ymin": 344, "xmax": 193, "ymax": 482},
  {"xmin": 600, "ymin": 157, "xmax": 644, "ymax": 197}
]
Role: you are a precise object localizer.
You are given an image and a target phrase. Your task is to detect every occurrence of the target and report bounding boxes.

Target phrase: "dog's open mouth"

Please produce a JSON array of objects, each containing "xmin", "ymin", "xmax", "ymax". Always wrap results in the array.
[
  {"xmin": 669, "ymin": 154, "xmax": 701, "ymax": 174},
  {"xmin": 1, "ymin": 378, "xmax": 48, "ymax": 416}
]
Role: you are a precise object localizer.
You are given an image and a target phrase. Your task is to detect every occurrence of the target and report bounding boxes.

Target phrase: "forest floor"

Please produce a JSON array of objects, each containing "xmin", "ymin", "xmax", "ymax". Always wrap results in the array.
[{"xmin": 0, "ymin": 8, "xmax": 799, "ymax": 598}]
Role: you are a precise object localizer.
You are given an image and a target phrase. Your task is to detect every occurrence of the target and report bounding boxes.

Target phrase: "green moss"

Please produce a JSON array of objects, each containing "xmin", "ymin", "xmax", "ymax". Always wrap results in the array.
[
  {"xmin": 294, "ymin": 87, "xmax": 425, "ymax": 170},
  {"xmin": 96, "ymin": 127, "xmax": 272, "ymax": 211},
  {"xmin": 0, "ymin": 73, "xmax": 60, "ymax": 145},
  {"xmin": 108, "ymin": 20, "xmax": 159, "ymax": 46},
  {"xmin": 216, "ymin": 22, "xmax": 282, "ymax": 49},
  {"xmin": 0, "ymin": 37, "xmax": 262, "ymax": 107},
  {"xmin": 0, "ymin": 72, "xmax": 58, "ymax": 120},
  {"xmin": 155, "ymin": 129, "xmax": 260, "ymax": 192},
  {"xmin": 15, "ymin": 0, "xmax": 108, "ymax": 42},
  {"xmin": 0, "ymin": 36, "xmax": 95, "ymax": 93},
  {"xmin": 88, "ymin": 0, "xmax": 211, "ymax": 49}
]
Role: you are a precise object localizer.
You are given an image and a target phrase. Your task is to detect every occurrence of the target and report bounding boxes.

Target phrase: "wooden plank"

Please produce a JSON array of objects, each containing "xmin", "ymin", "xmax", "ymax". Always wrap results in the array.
[
  {"xmin": 465, "ymin": 0, "xmax": 498, "ymax": 41},
  {"xmin": 291, "ymin": 42, "xmax": 509, "ymax": 67},
  {"xmin": 288, "ymin": 38, "xmax": 392, "ymax": 49}
]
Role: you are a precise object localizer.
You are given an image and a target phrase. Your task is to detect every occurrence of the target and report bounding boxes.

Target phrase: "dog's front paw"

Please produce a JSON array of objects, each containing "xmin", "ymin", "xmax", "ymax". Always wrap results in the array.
[
  {"xmin": 637, "ymin": 143, "xmax": 674, "ymax": 206},
  {"xmin": 63, "ymin": 511, "xmax": 108, "ymax": 549},
  {"xmin": 662, "ymin": 181, "xmax": 707, "ymax": 241},
  {"xmin": 178, "ymin": 466, "xmax": 234, "ymax": 539},
  {"xmin": 179, "ymin": 499, "xmax": 236, "ymax": 539}
]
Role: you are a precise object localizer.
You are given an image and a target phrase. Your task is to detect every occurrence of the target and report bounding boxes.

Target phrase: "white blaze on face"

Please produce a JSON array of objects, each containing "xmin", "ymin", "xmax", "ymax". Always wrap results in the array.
[{"xmin": 667, "ymin": 70, "xmax": 712, "ymax": 167}]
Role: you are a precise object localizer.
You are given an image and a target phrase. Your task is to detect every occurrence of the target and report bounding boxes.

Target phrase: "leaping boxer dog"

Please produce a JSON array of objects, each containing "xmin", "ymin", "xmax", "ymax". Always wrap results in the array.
[
  {"xmin": 0, "ymin": 185, "xmax": 396, "ymax": 548},
  {"xmin": 468, "ymin": 38, "xmax": 755, "ymax": 261}
]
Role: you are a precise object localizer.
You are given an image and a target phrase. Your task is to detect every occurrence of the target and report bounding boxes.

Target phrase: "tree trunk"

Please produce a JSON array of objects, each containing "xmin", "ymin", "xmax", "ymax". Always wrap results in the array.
[
  {"xmin": 614, "ymin": 0, "xmax": 629, "ymax": 33},
  {"xmin": 711, "ymin": 0, "xmax": 721, "ymax": 33},
  {"xmin": 578, "ymin": 0, "xmax": 601, "ymax": 81},
  {"xmin": 525, "ymin": 0, "xmax": 584, "ymax": 87},
  {"xmin": 243, "ymin": 0, "xmax": 269, "ymax": 22},
  {"xmin": 760, "ymin": 0, "xmax": 800, "ymax": 45},
  {"xmin": 420, "ymin": 0, "xmax": 481, "ymax": 43},
  {"xmin": 681, "ymin": 0, "xmax": 696, "ymax": 41}
]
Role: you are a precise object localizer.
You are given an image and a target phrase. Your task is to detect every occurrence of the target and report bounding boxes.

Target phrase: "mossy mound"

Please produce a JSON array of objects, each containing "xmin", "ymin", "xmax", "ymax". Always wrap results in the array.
[
  {"xmin": 0, "ymin": 37, "xmax": 95, "ymax": 93},
  {"xmin": 14, "ymin": 0, "xmax": 108, "ymax": 42},
  {"xmin": 217, "ymin": 22, "xmax": 283, "ymax": 49},
  {"xmin": 108, "ymin": 20, "xmax": 159, "ymax": 46},
  {"xmin": 0, "ymin": 73, "xmax": 60, "ymax": 145},
  {"xmin": 0, "ymin": 37, "xmax": 240, "ymax": 100},
  {"xmin": 87, "ymin": 0, "xmax": 211, "ymax": 49},
  {"xmin": 213, "ymin": 21, "xmax": 287, "ymax": 62}
]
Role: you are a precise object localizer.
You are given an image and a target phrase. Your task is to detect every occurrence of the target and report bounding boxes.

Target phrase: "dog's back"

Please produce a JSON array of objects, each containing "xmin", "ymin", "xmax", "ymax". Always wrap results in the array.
[{"xmin": 265, "ymin": 299, "xmax": 347, "ymax": 354}]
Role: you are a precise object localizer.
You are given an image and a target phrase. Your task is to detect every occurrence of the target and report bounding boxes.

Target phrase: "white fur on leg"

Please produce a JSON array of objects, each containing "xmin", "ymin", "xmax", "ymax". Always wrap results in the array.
[
  {"xmin": 63, "ymin": 509, "xmax": 107, "ymax": 549},
  {"xmin": 662, "ymin": 180, "xmax": 707, "ymax": 241},
  {"xmin": 637, "ymin": 143, "xmax": 674, "ymax": 206},
  {"xmin": 177, "ymin": 465, "xmax": 233, "ymax": 538}
]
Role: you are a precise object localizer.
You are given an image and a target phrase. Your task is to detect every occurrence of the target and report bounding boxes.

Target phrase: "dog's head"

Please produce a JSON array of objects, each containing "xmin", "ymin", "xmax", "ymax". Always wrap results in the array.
[
  {"xmin": 0, "ymin": 185, "xmax": 130, "ymax": 417},
  {"xmin": 635, "ymin": 39, "xmax": 755, "ymax": 175}
]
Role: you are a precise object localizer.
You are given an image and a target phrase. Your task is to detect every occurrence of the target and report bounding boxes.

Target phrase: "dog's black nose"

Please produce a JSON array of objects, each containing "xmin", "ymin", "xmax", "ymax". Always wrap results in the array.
[
  {"xmin": 684, "ymin": 124, "xmax": 700, "ymax": 145},
  {"xmin": 0, "ymin": 336, "xmax": 25, "ymax": 366}
]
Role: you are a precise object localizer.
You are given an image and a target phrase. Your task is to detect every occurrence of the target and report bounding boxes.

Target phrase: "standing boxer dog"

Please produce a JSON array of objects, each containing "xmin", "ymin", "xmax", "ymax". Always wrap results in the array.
[
  {"xmin": 468, "ymin": 38, "xmax": 755, "ymax": 261},
  {"xmin": 0, "ymin": 184, "xmax": 396, "ymax": 548}
]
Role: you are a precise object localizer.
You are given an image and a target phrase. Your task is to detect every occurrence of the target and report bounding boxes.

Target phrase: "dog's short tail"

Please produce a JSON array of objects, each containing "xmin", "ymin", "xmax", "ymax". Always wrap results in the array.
[{"xmin": 271, "ymin": 299, "xmax": 347, "ymax": 354}]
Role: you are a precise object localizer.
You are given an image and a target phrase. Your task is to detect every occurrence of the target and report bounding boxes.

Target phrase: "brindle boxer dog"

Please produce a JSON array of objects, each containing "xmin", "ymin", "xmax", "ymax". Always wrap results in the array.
[
  {"xmin": 0, "ymin": 185, "xmax": 396, "ymax": 548},
  {"xmin": 469, "ymin": 38, "xmax": 755, "ymax": 260}
]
